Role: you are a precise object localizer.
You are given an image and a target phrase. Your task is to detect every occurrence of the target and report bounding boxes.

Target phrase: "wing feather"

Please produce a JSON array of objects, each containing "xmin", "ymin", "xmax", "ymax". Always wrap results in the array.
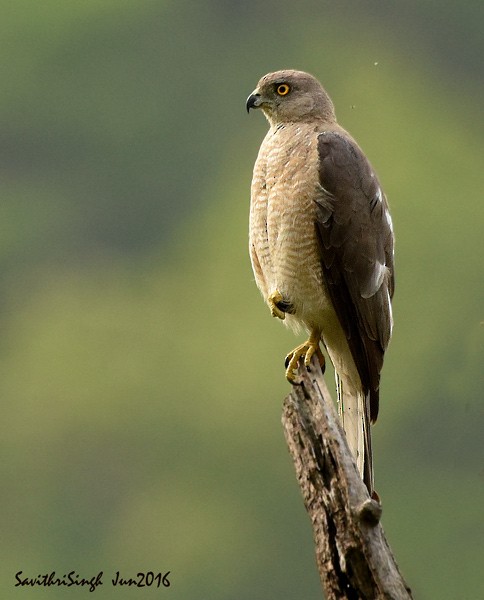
[{"xmin": 315, "ymin": 131, "xmax": 394, "ymax": 422}]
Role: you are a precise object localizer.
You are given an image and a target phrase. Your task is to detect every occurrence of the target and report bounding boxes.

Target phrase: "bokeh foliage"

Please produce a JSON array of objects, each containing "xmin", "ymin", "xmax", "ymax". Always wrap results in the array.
[{"xmin": 1, "ymin": 1, "xmax": 483, "ymax": 599}]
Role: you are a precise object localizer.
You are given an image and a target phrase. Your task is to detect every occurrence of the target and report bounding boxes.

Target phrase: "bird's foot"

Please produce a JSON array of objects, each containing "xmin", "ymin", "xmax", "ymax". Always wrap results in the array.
[
  {"xmin": 284, "ymin": 332, "xmax": 325, "ymax": 383},
  {"xmin": 268, "ymin": 290, "xmax": 293, "ymax": 320}
]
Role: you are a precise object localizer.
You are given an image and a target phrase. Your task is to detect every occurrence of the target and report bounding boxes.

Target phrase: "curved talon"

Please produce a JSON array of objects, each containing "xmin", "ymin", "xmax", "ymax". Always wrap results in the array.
[
  {"xmin": 285, "ymin": 332, "xmax": 324, "ymax": 382},
  {"xmin": 268, "ymin": 290, "xmax": 286, "ymax": 320},
  {"xmin": 314, "ymin": 346, "xmax": 326, "ymax": 374}
]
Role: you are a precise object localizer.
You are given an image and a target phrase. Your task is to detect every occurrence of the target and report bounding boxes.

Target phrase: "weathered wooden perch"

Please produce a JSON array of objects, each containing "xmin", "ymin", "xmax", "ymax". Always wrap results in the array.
[{"xmin": 282, "ymin": 357, "xmax": 413, "ymax": 600}]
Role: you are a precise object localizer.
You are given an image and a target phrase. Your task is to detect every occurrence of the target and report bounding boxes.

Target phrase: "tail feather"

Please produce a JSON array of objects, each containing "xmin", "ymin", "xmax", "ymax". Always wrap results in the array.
[{"xmin": 336, "ymin": 373, "xmax": 373, "ymax": 493}]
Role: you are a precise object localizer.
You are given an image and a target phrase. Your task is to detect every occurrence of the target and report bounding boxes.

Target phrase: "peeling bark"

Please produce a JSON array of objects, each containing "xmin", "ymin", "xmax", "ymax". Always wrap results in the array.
[{"xmin": 282, "ymin": 358, "xmax": 413, "ymax": 599}]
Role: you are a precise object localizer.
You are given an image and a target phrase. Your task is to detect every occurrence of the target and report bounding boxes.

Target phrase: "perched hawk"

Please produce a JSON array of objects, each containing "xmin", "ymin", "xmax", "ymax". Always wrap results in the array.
[{"xmin": 246, "ymin": 70, "xmax": 394, "ymax": 492}]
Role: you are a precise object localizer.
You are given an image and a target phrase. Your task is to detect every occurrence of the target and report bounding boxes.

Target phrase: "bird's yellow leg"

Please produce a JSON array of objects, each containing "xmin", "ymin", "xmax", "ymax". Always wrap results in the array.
[
  {"xmin": 285, "ymin": 330, "xmax": 325, "ymax": 383},
  {"xmin": 267, "ymin": 290, "xmax": 286, "ymax": 320}
]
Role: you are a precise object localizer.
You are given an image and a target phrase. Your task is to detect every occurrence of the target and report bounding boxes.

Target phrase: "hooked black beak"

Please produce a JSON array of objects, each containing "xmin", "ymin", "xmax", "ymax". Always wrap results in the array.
[{"xmin": 246, "ymin": 93, "xmax": 261, "ymax": 113}]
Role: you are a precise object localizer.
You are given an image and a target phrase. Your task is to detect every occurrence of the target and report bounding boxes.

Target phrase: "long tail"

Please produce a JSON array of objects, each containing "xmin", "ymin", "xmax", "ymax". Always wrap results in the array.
[{"xmin": 336, "ymin": 373, "xmax": 373, "ymax": 494}]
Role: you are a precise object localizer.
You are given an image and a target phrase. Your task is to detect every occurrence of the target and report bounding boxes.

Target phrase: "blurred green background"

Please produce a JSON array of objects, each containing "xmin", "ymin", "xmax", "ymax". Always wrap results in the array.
[{"xmin": 1, "ymin": 1, "xmax": 483, "ymax": 598}]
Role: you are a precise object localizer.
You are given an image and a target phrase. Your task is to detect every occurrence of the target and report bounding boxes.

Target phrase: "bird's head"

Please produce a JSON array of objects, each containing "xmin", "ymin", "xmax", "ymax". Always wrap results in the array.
[{"xmin": 246, "ymin": 70, "xmax": 336, "ymax": 126}]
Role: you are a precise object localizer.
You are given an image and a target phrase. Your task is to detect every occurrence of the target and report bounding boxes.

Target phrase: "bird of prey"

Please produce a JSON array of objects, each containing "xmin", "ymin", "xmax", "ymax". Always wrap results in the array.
[{"xmin": 246, "ymin": 70, "xmax": 394, "ymax": 492}]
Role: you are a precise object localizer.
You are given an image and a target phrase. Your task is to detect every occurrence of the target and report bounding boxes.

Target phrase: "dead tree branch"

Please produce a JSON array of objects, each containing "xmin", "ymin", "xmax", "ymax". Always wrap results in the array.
[{"xmin": 282, "ymin": 357, "xmax": 413, "ymax": 599}]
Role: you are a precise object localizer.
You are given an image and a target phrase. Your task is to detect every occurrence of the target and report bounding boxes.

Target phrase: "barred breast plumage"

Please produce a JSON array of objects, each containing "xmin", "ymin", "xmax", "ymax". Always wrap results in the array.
[{"xmin": 250, "ymin": 122, "xmax": 343, "ymax": 338}]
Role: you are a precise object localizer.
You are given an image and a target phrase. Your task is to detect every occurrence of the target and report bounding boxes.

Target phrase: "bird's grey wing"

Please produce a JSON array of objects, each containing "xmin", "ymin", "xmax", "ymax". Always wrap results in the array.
[{"xmin": 315, "ymin": 131, "xmax": 394, "ymax": 422}]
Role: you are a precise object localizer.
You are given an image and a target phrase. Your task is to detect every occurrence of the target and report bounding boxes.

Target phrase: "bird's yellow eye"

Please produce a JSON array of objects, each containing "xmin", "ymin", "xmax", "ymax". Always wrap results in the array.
[{"xmin": 276, "ymin": 83, "xmax": 290, "ymax": 96}]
